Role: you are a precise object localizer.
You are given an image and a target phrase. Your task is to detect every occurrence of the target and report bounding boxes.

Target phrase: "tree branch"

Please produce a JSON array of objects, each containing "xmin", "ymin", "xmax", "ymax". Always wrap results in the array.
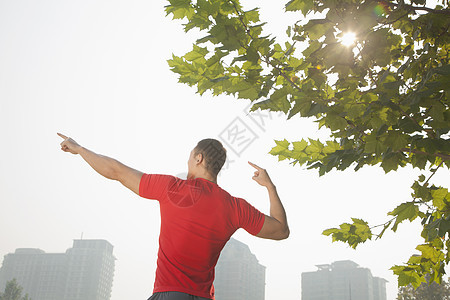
[
  {"xmin": 424, "ymin": 160, "xmax": 444, "ymax": 185},
  {"xmin": 388, "ymin": 3, "xmax": 450, "ymax": 16},
  {"xmin": 400, "ymin": 148, "xmax": 450, "ymax": 161},
  {"xmin": 402, "ymin": 4, "xmax": 450, "ymax": 15}
]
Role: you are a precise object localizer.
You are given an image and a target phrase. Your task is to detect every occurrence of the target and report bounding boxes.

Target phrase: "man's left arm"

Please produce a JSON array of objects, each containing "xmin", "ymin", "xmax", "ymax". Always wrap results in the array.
[{"xmin": 58, "ymin": 133, "xmax": 143, "ymax": 195}]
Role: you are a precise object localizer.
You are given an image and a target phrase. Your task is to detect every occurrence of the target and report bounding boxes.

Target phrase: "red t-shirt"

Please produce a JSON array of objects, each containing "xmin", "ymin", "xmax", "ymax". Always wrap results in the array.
[{"xmin": 139, "ymin": 174, "xmax": 265, "ymax": 299}]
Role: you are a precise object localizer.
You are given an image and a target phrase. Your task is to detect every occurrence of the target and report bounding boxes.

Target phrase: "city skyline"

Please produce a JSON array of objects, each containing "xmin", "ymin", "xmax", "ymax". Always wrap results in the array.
[
  {"xmin": 302, "ymin": 260, "xmax": 387, "ymax": 300},
  {"xmin": 1, "ymin": 239, "xmax": 393, "ymax": 300},
  {"xmin": 0, "ymin": 239, "xmax": 115, "ymax": 300}
]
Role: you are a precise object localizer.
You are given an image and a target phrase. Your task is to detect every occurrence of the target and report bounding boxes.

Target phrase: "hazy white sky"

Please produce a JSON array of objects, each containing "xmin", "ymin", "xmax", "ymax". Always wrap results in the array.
[{"xmin": 0, "ymin": 1, "xmax": 447, "ymax": 299}]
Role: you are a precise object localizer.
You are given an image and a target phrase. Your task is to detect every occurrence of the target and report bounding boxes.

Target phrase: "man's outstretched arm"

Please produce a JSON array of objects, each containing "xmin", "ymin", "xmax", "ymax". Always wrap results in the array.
[
  {"xmin": 248, "ymin": 161, "xmax": 289, "ymax": 241},
  {"xmin": 58, "ymin": 133, "xmax": 143, "ymax": 195}
]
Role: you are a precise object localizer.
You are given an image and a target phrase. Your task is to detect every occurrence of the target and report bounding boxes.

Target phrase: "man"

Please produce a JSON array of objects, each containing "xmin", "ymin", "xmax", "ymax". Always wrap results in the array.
[{"xmin": 57, "ymin": 133, "xmax": 289, "ymax": 300}]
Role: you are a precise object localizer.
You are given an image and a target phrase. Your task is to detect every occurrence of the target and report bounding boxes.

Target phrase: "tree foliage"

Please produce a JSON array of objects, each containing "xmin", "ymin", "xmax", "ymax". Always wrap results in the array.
[
  {"xmin": 0, "ymin": 279, "xmax": 30, "ymax": 300},
  {"xmin": 164, "ymin": 0, "xmax": 450, "ymax": 287},
  {"xmin": 397, "ymin": 276, "xmax": 450, "ymax": 299}
]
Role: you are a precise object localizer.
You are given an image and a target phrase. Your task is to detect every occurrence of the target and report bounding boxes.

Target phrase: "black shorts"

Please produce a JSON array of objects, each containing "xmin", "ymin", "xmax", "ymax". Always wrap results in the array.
[{"xmin": 147, "ymin": 292, "xmax": 211, "ymax": 300}]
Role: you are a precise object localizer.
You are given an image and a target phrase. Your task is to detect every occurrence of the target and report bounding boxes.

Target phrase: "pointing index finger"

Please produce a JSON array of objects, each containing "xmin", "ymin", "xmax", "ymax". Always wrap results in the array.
[
  {"xmin": 248, "ymin": 161, "xmax": 262, "ymax": 170},
  {"xmin": 57, "ymin": 133, "xmax": 68, "ymax": 140}
]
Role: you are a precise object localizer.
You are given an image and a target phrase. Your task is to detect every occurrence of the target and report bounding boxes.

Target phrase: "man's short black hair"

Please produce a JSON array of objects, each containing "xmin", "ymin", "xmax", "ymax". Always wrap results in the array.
[{"xmin": 194, "ymin": 139, "xmax": 227, "ymax": 178}]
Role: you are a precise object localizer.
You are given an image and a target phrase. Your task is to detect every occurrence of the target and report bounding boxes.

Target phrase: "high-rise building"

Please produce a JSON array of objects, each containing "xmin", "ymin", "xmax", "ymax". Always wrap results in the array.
[
  {"xmin": 0, "ymin": 239, "xmax": 115, "ymax": 300},
  {"xmin": 214, "ymin": 238, "xmax": 265, "ymax": 300},
  {"xmin": 372, "ymin": 276, "xmax": 388, "ymax": 300},
  {"xmin": 301, "ymin": 260, "xmax": 387, "ymax": 300}
]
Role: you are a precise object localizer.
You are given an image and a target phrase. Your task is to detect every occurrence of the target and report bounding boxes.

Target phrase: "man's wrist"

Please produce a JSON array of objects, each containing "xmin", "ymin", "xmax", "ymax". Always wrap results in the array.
[
  {"xmin": 266, "ymin": 183, "xmax": 276, "ymax": 190},
  {"xmin": 76, "ymin": 146, "xmax": 85, "ymax": 155}
]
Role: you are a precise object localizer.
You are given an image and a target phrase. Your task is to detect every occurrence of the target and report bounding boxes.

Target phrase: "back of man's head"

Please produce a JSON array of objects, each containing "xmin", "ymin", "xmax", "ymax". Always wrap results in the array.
[{"xmin": 194, "ymin": 139, "xmax": 227, "ymax": 178}]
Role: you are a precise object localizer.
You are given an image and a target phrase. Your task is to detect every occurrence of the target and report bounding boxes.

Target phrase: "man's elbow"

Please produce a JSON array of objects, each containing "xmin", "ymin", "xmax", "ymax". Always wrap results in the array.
[
  {"xmin": 106, "ymin": 168, "xmax": 119, "ymax": 181},
  {"xmin": 108, "ymin": 160, "xmax": 124, "ymax": 181},
  {"xmin": 274, "ymin": 226, "xmax": 290, "ymax": 240},
  {"xmin": 257, "ymin": 218, "xmax": 290, "ymax": 240},
  {"xmin": 281, "ymin": 227, "xmax": 290, "ymax": 239}
]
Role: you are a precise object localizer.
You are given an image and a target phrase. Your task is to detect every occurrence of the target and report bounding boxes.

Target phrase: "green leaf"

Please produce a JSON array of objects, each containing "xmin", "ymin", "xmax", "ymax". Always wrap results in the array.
[
  {"xmin": 252, "ymin": 88, "xmax": 291, "ymax": 113},
  {"xmin": 238, "ymin": 86, "xmax": 259, "ymax": 100},
  {"xmin": 384, "ymin": 131, "xmax": 409, "ymax": 151},
  {"xmin": 285, "ymin": 0, "xmax": 314, "ymax": 15},
  {"xmin": 292, "ymin": 139, "xmax": 308, "ymax": 152},
  {"xmin": 243, "ymin": 8, "xmax": 260, "ymax": 23},
  {"xmin": 303, "ymin": 19, "xmax": 332, "ymax": 40},
  {"xmin": 434, "ymin": 64, "xmax": 450, "ymax": 76},
  {"xmin": 165, "ymin": 0, "xmax": 194, "ymax": 19},
  {"xmin": 302, "ymin": 40, "xmax": 321, "ymax": 57},
  {"xmin": 381, "ymin": 152, "xmax": 403, "ymax": 173},
  {"xmin": 416, "ymin": 244, "xmax": 444, "ymax": 263},
  {"xmin": 411, "ymin": 181, "xmax": 432, "ymax": 202},
  {"xmin": 323, "ymin": 112, "xmax": 348, "ymax": 131},
  {"xmin": 322, "ymin": 218, "xmax": 372, "ymax": 249},
  {"xmin": 323, "ymin": 141, "xmax": 341, "ymax": 154},
  {"xmin": 184, "ymin": 45, "xmax": 208, "ymax": 62},
  {"xmin": 436, "ymin": 219, "xmax": 450, "ymax": 238},
  {"xmin": 429, "ymin": 101, "xmax": 446, "ymax": 122},
  {"xmin": 229, "ymin": 80, "xmax": 260, "ymax": 100},
  {"xmin": 364, "ymin": 134, "xmax": 385, "ymax": 155},
  {"xmin": 288, "ymin": 94, "xmax": 314, "ymax": 118},
  {"xmin": 411, "ymin": 153, "xmax": 428, "ymax": 170},
  {"xmin": 388, "ymin": 202, "xmax": 420, "ymax": 231},
  {"xmin": 307, "ymin": 139, "xmax": 324, "ymax": 154},
  {"xmin": 431, "ymin": 188, "xmax": 448, "ymax": 211},
  {"xmin": 269, "ymin": 139, "xmax": 290, "ymax": 161},
  {"xmin": 209, "ymin": 21, "xmax": 245, "ymax": 51},
  {"xmin": 391, "ymin": 265, "xmax": 425, "ymax": 288}
]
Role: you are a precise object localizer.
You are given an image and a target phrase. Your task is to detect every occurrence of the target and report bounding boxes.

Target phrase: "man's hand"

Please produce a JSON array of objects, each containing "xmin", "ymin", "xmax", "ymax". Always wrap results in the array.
[
  {"xmin": 248, "ymin": 161, "xmax": 274, "ymax": 188},
  {"xmin": 58, "ymin": 133, "xmax": 82, "ymax": 155},
  {"xmin": 57, "ymin": 132, "xmax": 143, "ymax": 195},
  {"xmin": 248, "ymin": 161, "xmax": 289, "ymax": 240}
]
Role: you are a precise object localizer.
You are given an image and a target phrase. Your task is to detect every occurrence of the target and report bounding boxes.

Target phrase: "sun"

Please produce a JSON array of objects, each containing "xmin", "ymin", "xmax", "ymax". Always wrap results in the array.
[{"xmin": 340, "ymin": 32, "xmax": 356, "ymax": 47}]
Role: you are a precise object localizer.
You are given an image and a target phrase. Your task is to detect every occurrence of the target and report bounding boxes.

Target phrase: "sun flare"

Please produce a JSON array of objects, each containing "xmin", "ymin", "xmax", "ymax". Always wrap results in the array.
[{"xmin": 341, "ymin": 32, "xmax": 356, "ymax": 47}]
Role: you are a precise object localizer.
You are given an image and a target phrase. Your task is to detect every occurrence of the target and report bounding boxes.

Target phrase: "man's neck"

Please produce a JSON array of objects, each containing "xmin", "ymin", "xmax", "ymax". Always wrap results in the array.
[{"xmin": 194, "ymin": 174, "xmax": 217, "ymax": 184}]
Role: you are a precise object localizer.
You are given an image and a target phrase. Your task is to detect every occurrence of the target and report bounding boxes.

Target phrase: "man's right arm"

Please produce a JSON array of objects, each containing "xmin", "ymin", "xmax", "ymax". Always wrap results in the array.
[
  {"xmin": 58, "ymin": 133, "xmax": 143, "ymax": 195},
  {"xmin": 248, "ymin": 162, "xmax": 289, "ymax": 241}
]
